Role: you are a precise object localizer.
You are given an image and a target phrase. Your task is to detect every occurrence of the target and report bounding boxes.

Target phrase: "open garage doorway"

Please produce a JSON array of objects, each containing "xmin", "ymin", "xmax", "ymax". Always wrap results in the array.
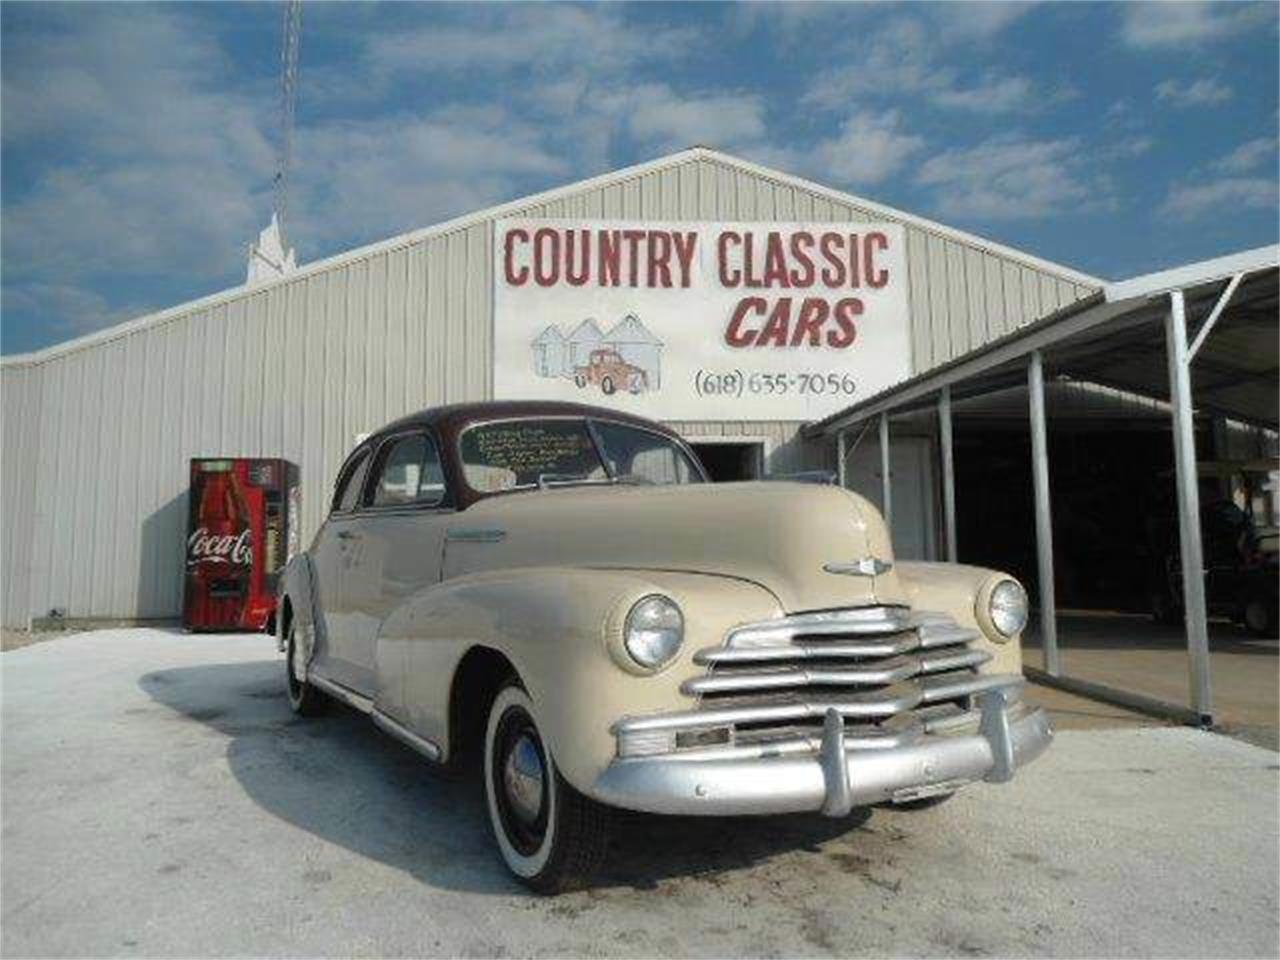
[{"xmin": 688, "ymin": 441, "xmax": 764, "ymax": 482}]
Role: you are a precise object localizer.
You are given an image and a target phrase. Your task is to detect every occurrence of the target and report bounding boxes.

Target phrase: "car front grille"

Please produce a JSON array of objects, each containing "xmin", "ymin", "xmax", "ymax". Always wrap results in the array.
[{"xmin": 615, "ymin": 605, "xmax": 1022, "ymax": 758}]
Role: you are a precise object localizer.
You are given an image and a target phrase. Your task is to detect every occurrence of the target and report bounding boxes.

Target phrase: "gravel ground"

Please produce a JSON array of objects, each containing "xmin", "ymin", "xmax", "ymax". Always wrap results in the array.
[{"xmin": 2, "ymin": 629, "xmax": 1277, "ymax": 958}]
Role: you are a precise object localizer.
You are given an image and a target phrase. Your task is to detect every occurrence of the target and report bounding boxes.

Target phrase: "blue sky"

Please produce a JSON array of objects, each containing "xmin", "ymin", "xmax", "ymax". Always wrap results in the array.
[{"xmin": 2, "ymin": 1, "xmax": 1276, "ymax": 355}]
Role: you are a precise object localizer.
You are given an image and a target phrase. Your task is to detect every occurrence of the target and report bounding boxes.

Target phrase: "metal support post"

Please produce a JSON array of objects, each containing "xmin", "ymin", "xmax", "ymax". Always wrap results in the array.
[
  {"xmin": 836, "ymin": 430, "xmax": 848, "ymax": 488},
  {"xmin": 879, "ymin": 412, "xmax": 892, "ymax": 530},
  {"xmin": 1166, "ymin": 290, "xmax": 1213, "ymax": 724},
  {"xmin": 1028, "ymin": 350, "xmax": 1060, "ymax": 676},
  {"xmin": 939, "ymin": 386, "xmax": 957, "ymax": 562}
]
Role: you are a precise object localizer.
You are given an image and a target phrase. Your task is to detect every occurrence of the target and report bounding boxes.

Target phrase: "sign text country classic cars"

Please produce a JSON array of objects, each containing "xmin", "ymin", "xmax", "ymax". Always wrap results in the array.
[{"xmin": 493, "ymin": 219, "xmax": 912, "ymax": 420}]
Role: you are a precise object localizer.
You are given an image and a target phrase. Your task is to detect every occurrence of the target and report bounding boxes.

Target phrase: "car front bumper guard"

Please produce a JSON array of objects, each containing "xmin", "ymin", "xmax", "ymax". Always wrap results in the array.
[{"xmin": 592, "ymin": 689, "xmax": 1053, "ymax": 816}]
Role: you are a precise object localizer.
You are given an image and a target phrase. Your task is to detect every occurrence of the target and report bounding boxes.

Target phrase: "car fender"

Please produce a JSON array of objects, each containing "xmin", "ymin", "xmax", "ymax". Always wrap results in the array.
[
  {"xmin": 377, "ymin": 567, "xmax": 782, "ymax": 797},
  {"xmin": 893, "ymin": 560, "xmax": 1025, "ymax": 675},
  {"xmin": 278, "ymin": 553, "xmax": 319, "ymax": 671}
]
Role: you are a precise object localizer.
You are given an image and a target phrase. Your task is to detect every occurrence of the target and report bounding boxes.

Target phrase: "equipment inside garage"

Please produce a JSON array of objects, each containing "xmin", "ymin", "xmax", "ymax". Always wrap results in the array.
[
  {"xmin": 812, "ymin": 247, "xmax": 1279, "ymax": 730},
  {"xmin": 947, "ymin": 387, "xmax": 1271, "ymax": 617}
]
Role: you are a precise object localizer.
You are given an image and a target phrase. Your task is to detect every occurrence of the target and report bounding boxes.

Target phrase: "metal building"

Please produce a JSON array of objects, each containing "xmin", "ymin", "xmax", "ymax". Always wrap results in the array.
[{"xmin": 0, "ymin": 147, "xmax": 1099, "ymax": 629}]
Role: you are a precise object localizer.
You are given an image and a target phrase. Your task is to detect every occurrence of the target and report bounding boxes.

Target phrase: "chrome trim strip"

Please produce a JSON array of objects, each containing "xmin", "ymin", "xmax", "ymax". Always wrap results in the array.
[
  {"xmin": 691, "ymin": 642, "xmax": 988, "ymax": 680},
  {"xmin": 682, "ymin": 658, "xmax": 919, "ymax": 695},
  {"xmin": 617, "ymin": 673, "xmax": 1024, "ymax": 734},
  {"xmin": 917, "ymin": 622, "xmax": 982, "ymax": 648},
  {"xmin": 372, "ymin": 710, "xmax": 443, "ymax": 761},
  {"xmin": 725, "ymin": 606, "xmax": 914, "ymax": 648},
  {"xmin": 309, "ymin": 674, "xmax": 374, "ymax": 714},
  {"xmin": 823, "ymin": 558, "xmax": 893, "ymax": 577},
  {"xmin": 445, "ymin": 527, "xmax": 507, "ymax": 543},
  {"xmin": 695, "ymin": 633, "xmax": 920, "ymax": 664}
]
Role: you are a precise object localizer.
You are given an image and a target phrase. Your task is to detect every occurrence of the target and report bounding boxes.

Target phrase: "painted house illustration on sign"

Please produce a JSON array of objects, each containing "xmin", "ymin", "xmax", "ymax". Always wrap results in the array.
[{"xmin": 530, "ymin": 314, "xmax": 664, "ymax": 391}]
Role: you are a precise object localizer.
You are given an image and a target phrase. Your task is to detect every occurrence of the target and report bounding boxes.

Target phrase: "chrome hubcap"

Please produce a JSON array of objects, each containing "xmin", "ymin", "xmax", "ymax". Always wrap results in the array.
[{"xmin": 502, "ymin": 734, "xmax": 545, "ymax": 824}]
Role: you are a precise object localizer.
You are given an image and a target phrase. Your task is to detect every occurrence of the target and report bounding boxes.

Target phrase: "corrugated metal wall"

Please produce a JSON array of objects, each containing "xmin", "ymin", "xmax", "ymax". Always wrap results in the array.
[{"xmin": 0, "ymin": 153, "xmax": 1095, "ymax": 627}]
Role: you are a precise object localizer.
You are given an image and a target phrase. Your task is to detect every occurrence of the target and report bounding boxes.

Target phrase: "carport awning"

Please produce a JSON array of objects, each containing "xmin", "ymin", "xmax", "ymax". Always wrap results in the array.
[{"xmin": 807, "ymin": 245, "xmax": 1280, "ymax": 435}]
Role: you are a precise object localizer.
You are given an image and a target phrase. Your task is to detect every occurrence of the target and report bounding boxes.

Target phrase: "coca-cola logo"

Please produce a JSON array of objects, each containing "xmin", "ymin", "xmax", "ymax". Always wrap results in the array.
[{"xmin": 188, "ymin": 527, "xmax": 253, "ymax": 566}]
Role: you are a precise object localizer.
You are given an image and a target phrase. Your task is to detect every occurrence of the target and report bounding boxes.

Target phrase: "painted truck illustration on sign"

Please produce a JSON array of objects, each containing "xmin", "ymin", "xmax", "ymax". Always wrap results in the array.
[{"xmin": 531, "ymin": 315, "xmax": 662, "ymax": 395}]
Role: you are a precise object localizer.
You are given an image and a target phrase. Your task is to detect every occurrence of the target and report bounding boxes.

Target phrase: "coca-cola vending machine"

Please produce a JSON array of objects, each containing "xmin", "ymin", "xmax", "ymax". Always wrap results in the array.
[{"xmin": 183, "ymin": 458, "xmax": 300, "ymax": 632}]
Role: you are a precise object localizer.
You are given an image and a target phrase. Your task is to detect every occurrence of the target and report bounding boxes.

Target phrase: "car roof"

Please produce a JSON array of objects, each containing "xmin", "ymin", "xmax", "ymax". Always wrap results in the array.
[{"xmin": 369, "ymin": 400, "xmax": 677, "ymax": 447}]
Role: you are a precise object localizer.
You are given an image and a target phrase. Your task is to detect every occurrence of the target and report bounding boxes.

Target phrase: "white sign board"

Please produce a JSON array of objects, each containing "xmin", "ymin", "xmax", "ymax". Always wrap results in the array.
[{"xmin": 493, "ymin": 219, "xmax": 912, "ymax": 421}]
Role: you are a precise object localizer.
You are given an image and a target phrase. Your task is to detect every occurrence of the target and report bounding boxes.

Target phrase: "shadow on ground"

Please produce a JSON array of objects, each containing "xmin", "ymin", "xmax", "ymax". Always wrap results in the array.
[{"xmin": 139, "ymin": 660, "xmax": 865, "ymax": 895}]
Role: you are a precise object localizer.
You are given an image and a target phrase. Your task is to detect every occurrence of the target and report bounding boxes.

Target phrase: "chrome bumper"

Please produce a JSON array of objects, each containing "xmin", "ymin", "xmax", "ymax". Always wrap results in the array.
[{"xmin": 592, "ymin": 689, "xmax": 1053, "ymax": 816}]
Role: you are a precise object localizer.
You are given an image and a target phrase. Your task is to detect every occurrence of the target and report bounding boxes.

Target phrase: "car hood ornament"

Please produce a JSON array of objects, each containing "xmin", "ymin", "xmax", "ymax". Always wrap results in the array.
[{"xmin": 823, "ymin": 557, "xmax": 893, "ymax": 577}]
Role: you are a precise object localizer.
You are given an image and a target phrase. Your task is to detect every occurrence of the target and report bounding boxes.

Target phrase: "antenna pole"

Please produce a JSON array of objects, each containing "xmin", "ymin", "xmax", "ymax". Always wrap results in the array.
[{"xmin": 275, "ymin": 0, "xmax": 302, "ymax": 248}]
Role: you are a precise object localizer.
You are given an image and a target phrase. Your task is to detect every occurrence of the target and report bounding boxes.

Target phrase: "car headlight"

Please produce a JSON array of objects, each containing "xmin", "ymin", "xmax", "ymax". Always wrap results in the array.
[
  {"xmin": 624, "ymin": 595, "xmax": 684, "ymax": 669},
  {"xmin": 988, "ymin": 579, "xmax": 1029, "ymax": 638}
]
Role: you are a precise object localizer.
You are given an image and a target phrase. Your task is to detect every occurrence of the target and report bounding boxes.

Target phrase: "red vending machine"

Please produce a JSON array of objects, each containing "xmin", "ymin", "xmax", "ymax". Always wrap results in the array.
[{"xmin": 183, "ymin": 458, "xmax": 300, "ymax": 632}]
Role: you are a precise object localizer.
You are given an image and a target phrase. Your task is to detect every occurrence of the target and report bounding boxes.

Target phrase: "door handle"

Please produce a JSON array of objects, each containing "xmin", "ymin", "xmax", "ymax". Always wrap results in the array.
[{"xmin": 336, "ymin": 530, "xmax": 359, "ymax": 541}]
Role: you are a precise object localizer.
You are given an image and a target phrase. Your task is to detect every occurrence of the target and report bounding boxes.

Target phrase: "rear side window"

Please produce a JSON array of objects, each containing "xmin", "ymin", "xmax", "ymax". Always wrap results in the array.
[
  {"xmin": 371, "ymin": 433, "xmax": 446, "ymax": 507},
  {"xmin": 333, "ymin": 450, "xmax": 371, "ymax": 513}
]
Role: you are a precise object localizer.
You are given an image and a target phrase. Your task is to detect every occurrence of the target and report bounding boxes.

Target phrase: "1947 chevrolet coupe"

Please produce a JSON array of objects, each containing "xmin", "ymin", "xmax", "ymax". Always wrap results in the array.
[{"xmin": 278, "ymin": 400, "xmax": 1052, "ymax": 892}]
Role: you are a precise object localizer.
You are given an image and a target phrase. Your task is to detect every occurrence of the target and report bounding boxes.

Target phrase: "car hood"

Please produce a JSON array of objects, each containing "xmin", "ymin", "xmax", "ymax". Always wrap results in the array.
[{"xmin": 442, "ymin": 481, "xmax": 907, "ymax": 612}]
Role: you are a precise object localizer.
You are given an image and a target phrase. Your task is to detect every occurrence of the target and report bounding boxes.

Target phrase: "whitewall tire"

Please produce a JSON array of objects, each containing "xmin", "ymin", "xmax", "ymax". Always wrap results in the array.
[
  {"xmin": 285, "ymin": 624, "xmax": 324, "ymax": 717},
  {"xmin": 483, "ymin": 683, "xmax": 609, "ymax": 893}
]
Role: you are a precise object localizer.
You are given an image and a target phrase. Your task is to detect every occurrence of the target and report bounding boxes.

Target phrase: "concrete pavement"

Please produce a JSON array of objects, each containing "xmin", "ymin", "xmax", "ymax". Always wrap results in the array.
[{"xmin": 3, "ymin": 629, "xmax": 1277, "ymax": 958}]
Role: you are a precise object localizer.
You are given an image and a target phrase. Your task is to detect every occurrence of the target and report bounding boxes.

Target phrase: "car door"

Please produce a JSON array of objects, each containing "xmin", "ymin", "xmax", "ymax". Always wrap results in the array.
[
  {"xmin": 307, "ymin": 446, "xmax": 372, "ymax": 685},
  {"xmin": 341, "ymin": 429, "xmax": 453, "ymax": 705}
]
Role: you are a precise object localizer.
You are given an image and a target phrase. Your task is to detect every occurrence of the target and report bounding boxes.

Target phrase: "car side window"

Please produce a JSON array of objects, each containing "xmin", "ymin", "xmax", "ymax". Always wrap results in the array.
[
  {"xmin": 370, "ymin": 433, "xmax": 446, "ymax": 508},
  {"xmin": 332, "ymin": 450, "xmax": 371, "ymax": 514}
]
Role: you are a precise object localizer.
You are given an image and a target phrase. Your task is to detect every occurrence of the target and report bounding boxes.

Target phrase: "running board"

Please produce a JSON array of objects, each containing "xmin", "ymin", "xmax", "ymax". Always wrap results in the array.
[
  {"xmin": 308, "ymin": 674, "xmax": 443, "ymax": 762},
  {"xmin": 309, "ymin": 674, "xmax": 374, "ymax": 714},
  {"xmin": 371, "ymin": 710, "xmax": 442, "ymax": 761}
]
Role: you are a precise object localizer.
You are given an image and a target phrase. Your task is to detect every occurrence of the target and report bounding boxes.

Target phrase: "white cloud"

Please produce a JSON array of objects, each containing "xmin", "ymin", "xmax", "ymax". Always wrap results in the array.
[
  {"xmin": 604, "ymin": 85, "xmax": 766, "ymax": 153},
  {"xmin": 290, "ymin": 108, "xmax": 568, "ymax": 246},
  {"xmin": 1159, "ymin": 176, "xmax": 1279, "ymax": 220},
  {"xmin": 1211, "ymin": 137, "xmax": 1277, "ymax": 174},
  {"xmin": 738, "ymin": 1, "xmax": 1033, "ymax": 44},
  {"xmin": 365, "ymin": 5, "xmax": 696, "ymax": 77},
  {"xmin": 1155, "ymin": 77, "xmax": 1233, "ymax": 108},
  {"xmin": 916, "ymin": 136, "xmax": 1098, "ymax": 219},
  {"xmin": 809, "ymin": 110, "xmax": 926, "ymax": 186},
  {"xmin": 0, "ymin": 6, "xmax": 598, "ymax": 343},
  {"xmin": 801, "ymin": 17, "xmax": 1037, "ymax": 115},
  {"xmin": 932, "ymin": 74, "xmax": 1036, "ymax": 113},
  {"xmin": 1, "ymin": 7, "xmax": 273, "ymax": 286},
  {"xmin": 929, "ymin": 1, "xmax": 1037, "ymax": 40},
  {"xmin": 1, "ymin": 283, "xmax": 150, "ymax": 343},
  {"xmin": 1121, "ymin": 1, "xmax": 1273, "ymax": 48}
]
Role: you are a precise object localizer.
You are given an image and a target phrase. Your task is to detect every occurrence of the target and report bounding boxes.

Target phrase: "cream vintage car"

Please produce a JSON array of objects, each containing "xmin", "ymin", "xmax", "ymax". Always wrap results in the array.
[{"xmin": 278, "ymin": 400, "xmax": 1052, "ymax": 892}]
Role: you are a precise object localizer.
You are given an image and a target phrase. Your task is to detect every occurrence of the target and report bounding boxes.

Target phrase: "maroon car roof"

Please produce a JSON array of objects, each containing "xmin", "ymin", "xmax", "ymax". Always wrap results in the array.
[{"xmin": 373, "ymin": 400, "xmax": 678, "ymax": 445}]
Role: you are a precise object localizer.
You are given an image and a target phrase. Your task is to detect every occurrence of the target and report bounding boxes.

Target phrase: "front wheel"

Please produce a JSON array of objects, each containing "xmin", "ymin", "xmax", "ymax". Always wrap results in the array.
[{"xmin": 484, "ymin": 684, "xmax": 609, "ymax": 893}]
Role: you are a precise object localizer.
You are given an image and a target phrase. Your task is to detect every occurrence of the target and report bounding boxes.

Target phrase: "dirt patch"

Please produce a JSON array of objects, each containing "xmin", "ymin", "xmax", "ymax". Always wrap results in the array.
[{"xmin": 1, "ymin": 629, "xmax": 67, "ymax": 652}]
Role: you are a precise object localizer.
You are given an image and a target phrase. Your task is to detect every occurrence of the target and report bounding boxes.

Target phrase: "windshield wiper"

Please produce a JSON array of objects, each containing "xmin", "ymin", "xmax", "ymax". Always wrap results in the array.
[{"xmin": 536, "ymin": 473, "xmax": 613, "ymax": 490}]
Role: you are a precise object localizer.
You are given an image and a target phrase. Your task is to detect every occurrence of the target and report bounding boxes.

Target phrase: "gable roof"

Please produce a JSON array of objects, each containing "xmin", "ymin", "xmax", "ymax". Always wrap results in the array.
[
  {"xmin": 567, "ymin": 318, "xmax": 604, "ymax": 342},
  {"xmin": 3, "ymin": 146, "xmax": 1101, "ymax": 368},
  {"xmin": 531, "ymin": 324, "xmax": 566, "ymax": 345},
  {"xmin": 607, "ymin": 314, "xmax": 663, "ymax": 345}
]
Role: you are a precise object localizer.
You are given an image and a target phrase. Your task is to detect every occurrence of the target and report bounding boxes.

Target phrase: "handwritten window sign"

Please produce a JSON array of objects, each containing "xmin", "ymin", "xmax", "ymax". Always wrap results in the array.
[
  {"xmin": 493, "ymin": 218, "xmax": 913, "ymax": 421},
  {"xmin": 460, "ymin": 421, "xmax": 606, "ymax": 491}
]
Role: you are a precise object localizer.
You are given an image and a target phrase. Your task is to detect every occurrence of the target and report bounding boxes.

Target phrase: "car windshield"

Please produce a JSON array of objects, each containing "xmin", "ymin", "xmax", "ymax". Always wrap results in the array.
[
  {"xmin": 460, "ymin": 420, "xmax": 608, "ymax": 492},
  {"xmin": 591, "ymin": 420, "xmax": 704, "ymax": 486},
  {"xmin": 459, "ymin": 419, "xmax": 703, "ymax": 493}
]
